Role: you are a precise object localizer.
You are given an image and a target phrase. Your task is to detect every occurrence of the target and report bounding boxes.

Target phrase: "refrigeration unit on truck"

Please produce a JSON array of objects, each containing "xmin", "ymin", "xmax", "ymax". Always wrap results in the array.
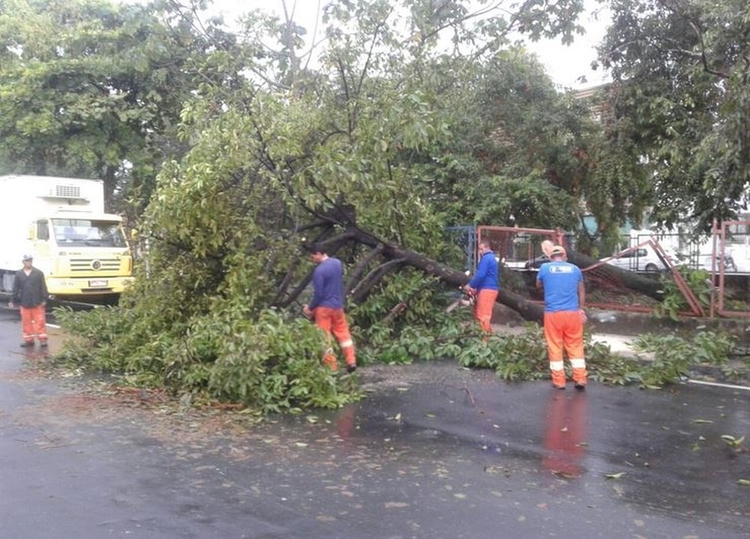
[{"xmin": 0, "ymin": 175, "xmax": 134, "ymax": 299}]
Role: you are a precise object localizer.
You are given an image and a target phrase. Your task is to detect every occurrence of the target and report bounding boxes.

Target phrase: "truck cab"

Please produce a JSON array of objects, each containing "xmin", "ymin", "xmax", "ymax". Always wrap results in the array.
[{"xmin": 0, "ymin": 175, "xmax": 134, "ymax": 299}]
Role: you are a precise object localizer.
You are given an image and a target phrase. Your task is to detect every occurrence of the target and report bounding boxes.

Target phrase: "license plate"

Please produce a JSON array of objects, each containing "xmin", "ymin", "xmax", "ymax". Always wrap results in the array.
[{"xmin": 88, "ymin": 279, "xmax": 108, "ymax": 287}]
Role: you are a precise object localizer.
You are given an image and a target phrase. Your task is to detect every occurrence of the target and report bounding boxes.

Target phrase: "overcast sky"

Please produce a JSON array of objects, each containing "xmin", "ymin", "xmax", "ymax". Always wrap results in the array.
[{"xmin": 207, "ymin": 0, "xmax": 612, "ymax": 90}]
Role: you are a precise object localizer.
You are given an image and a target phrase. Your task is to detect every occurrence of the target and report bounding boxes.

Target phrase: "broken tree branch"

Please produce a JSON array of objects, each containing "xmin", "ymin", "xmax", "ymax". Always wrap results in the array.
[
  {"xmin": 349, "ymin": 257, "xmax": 407, "ymax": 305},
  {"xmin": 345, "ymin": 243, "xmax": 385, "ymax": 295}
]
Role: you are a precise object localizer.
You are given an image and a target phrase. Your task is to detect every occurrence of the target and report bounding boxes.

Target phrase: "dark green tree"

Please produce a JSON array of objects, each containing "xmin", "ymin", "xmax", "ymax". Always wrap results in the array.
[
  {"xmin": 597, "ymin": 0, "xmax": 750, "ymax": 234},
  {"xmin": 0, "ymin": 0, "xmax": 237, "ymax": 217}
]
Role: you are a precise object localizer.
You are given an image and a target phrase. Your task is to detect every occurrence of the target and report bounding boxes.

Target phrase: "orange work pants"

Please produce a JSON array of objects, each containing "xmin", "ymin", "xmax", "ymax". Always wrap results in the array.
[
  {"xmin": 473, "ymin": 289, "xmax": 498, "ymax": 333},
  {"xmin": 313, "ymin": 307, "xmax": 356, "ymax": 371},
  {"xmin": 543, "ymin": 310, "xmax": 587, "ymax": 387},
  {"xmin": 20, "ymin": 305, "xmax": 48, "ymax": 344}
]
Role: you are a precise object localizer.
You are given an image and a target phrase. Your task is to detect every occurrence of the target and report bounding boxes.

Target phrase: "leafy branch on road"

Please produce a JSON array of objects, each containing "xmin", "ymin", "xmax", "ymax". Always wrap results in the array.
[{"xmin": 52, "ymin": 300, "xmax": 745, "ymax": 416}]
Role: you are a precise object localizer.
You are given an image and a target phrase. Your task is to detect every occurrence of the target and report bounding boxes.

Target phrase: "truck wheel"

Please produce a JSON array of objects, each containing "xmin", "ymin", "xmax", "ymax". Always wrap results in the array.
[{"xmin": 644, "ymin": 263, "xmax": 659, "ymax": 272}]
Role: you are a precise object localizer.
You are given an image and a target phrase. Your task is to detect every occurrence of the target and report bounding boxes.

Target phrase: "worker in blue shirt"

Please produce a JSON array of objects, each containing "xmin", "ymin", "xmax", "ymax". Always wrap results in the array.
[
  {"xmin": 536, "ymin": 245, "xmax": 587, "ymax": 390},
  {"xmin": 463, "ymin": 239, "xmax": 499, "ymax": 333}
]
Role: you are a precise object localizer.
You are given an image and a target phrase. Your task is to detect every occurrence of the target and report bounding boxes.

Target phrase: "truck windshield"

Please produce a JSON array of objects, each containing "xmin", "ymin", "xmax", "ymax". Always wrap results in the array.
[{"xmin": 52, "ymin": 219, "xmax": 127, "ymax": 248}]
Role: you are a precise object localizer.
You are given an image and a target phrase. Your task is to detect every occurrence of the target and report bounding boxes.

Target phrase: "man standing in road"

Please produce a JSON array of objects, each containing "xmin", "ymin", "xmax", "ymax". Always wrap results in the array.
[
  {"xmin": 536, "ymin": 245, "xmax": 587, "ymax": 390},
  {"xmin": 9, "ymin": 254, "xmax": 49, "ymax": 347},
  {"xmin": 464, "ymin": 239, "xmax": 499, "ymax": 333},
  {"xmin": 303, "ymin": 244, "xmax": 357, "ymax": 373}
]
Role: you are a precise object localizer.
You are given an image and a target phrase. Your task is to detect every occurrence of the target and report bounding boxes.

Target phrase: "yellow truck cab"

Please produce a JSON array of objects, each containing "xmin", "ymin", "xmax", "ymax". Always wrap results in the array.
[{"xmin": 0, "ymin": 175, "xmax": 133, "ymax": 299}]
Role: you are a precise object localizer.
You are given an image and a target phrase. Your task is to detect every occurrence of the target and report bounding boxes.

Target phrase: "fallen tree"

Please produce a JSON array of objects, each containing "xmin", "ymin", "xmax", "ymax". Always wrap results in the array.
[
  {"xmin": 347, "ymin": 225, "xmax": 548, "ymax": 322},
  {"xmin": 566, "ymin": 251, "xmax": 665, "ymax": 301},
  {"xmin": 273, "ymin": 221, "xmax": 668, "ymax": 326},
  {"xmin": 27, "ymin": 0, "xmax": 707, "ymax": 417}
]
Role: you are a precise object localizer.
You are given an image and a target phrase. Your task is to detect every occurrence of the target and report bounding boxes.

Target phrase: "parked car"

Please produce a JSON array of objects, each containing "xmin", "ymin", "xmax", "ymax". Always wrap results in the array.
[
  {"xmin": 524, "ymin": 254, "xmax": 550, "ymax": 270},
  {"xmin": 602, "ymin": 244, "xmax": 679, "ymax": 273}
]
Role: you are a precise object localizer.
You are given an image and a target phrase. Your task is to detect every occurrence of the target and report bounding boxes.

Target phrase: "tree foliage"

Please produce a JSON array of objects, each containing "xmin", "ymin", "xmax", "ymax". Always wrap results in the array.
[
  {"xmin": 597, "ymin": 0, "xmax": 750, "ymax": 233},
  {"xmin": 0, "ymin": 0, "xmax": 236, "ymax": 215}
]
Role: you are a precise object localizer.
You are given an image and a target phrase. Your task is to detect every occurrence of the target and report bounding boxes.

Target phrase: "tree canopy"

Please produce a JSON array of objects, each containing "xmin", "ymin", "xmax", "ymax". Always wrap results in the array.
[
  {"xmin": 597, "ymin": 0, "xmax": 750, "ymax": 233},
  {"xmin": 0, "ymin": 0, "xmax": 237, "ymax": 215}
]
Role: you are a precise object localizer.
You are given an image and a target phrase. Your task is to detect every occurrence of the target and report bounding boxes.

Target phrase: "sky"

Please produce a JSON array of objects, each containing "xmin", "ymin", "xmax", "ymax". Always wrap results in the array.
[{"xmin": 208, "ymin": 0, "xmax": 612, "ymax": 90}]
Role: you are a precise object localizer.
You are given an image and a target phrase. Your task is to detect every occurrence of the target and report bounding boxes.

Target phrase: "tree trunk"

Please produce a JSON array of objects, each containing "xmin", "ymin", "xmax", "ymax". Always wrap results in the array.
[
  {"xmin": 566, "ymin": 251, "xmax": 664, "ymax": 300},
  {"xmin": 295, "ymin": 224, "xmax": 664, "ymax": 325},
  {"xmin": 347, "ymin": 225, "xmax": 545, "ymax": 323}
]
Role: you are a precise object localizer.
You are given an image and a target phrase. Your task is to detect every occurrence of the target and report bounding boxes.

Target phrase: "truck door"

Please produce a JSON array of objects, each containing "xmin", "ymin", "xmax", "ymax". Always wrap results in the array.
[{"xmin": 33, "ymin": 220, "xmax": 52, "ymax": 260}]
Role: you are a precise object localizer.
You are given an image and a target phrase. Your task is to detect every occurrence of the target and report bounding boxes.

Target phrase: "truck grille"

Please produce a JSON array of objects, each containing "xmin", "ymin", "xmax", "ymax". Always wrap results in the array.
[{"xmin": 70, "ymin": 258, "xmax": 122, "ymax": 273}]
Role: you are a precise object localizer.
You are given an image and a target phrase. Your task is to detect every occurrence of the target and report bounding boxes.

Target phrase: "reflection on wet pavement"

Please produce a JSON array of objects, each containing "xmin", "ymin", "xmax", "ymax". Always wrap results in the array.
[{"xmin": 542, "ymin": 390, "xmax": 587, "ymax": 478}]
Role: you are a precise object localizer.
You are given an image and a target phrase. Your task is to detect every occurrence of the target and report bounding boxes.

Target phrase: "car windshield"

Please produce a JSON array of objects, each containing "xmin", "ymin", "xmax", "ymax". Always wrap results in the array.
[{"xmin": 53, "ymin": 219, "xmax": 127, "ymax": 248}]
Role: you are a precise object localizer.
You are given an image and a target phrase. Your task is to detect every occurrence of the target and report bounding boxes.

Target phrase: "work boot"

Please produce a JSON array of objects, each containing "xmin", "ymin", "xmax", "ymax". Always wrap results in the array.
[
  {"xmin": 572, "ymin": 366, "xmax": 588, "ymax": 387},
  {"xmin": 20, "ymin": 341, "xmax": 34, "ymax": 347},
  {"xmin": 39, "ymin": 340, "xmax": 48, "ymax": 348},
  {"xmin": 574, "ymin": 383, "xmax": 586, "ymax": 392},
  {"xmin": 346, "ymin": 364, "xmax": 357, "ymax": 374},
  {"xmin": 551, "ymin": 370, "xmax": 566, "ymax": 390}
]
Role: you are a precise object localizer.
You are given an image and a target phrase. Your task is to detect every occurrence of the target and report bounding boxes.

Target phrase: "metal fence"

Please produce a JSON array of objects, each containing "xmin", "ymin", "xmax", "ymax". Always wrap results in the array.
[{"xmin": 455, "ymin": 224, "xmax": 750, "ymax": 320}]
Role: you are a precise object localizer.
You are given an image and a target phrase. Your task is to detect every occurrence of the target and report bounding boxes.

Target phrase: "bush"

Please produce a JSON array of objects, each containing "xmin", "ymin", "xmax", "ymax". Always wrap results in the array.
[
  {"xmin": 632, "ymin": 329, "xmax": 737, "ymax": 387},
  {"xmin": 53, "ymin": 305, "xmax": 359, "ymax": 414}
]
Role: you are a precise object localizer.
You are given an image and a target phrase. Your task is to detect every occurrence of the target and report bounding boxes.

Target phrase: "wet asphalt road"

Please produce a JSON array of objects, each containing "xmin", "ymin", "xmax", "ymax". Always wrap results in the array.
[{"xmin": 0, "ymin": 310, "xmax": 749, "ymax": 539}]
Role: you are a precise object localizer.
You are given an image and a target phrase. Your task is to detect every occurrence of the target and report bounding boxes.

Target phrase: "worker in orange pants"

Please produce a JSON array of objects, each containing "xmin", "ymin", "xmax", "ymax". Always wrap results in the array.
[
  {"xmin": 9, "ymin": 254, "xmax": 49, "ymax": 348},
  {"xmin": 536, "ymin": 245, "xmax": 587, "ymax": 390},
  {"xmin": 464, "ymin": 239, "xmax": 499, "ymax": 333},
  {"xmin": 303, "ymin": 243, "xmax": 357, "ymax": 373}
]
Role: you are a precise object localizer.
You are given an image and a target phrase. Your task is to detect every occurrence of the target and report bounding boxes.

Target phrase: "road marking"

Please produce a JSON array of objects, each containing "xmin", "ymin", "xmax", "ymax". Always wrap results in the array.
[{"xmin": 687, "ymin": 379, "xmax": 750, "ymax": 392}]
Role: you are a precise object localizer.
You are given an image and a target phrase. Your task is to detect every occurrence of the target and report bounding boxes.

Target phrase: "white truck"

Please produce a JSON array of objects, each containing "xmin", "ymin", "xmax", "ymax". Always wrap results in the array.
[{"xmin": 0, "ymin": 175, "xmax": 134, "ymax": 299}]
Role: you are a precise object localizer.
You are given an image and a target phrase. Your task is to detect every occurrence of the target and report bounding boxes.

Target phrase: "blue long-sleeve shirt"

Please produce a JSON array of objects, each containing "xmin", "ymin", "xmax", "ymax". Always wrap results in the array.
[
  {"xmin": 309, "ymin": 257, "xmax": 345, "ymax": 310},
  {"xmin": 468, "ymin": 251, "xmax": 499, "ymax": 291}
]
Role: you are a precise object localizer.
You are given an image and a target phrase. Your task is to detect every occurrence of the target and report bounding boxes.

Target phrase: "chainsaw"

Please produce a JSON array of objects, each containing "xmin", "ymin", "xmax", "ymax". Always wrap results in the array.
[{"xmin": 445, "ymin": 291, "xmax": 475, "ymax": 313}]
